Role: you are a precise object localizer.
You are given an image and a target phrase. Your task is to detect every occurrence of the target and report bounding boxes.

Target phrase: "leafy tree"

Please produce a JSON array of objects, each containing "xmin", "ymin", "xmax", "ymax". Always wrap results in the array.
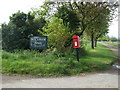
[
  {"xmin": 55, "ymin": 5, "xmax": 80, "ymax": 47},
  {"xmin": 48, "ymin": 2, "xmax": 118, "ymax": 49},
  {"xmin": 31, "ymin": 1, "xmax": 55, "ymax": 19},
  {"xmin": 109, "ymin": 36, "xmax": 117, "ymax": 40},
  {"xmin": 10, "ymin": 11, "xmax": 27, "ymax": 27},
  {"xmin": 56, "ymin": 5, "xmax": 80, "ymax": 32},
  {"xmin": 43, "ymin": 17, "xmax": 71, "ymax": 54},
  {"xmin": 98, "ymin": 35, "xmax": 110, "ymax": 41},
  {"xmin": 72, "ymin": 2, "xmax": 118, "ymax": 36},
  {"xmin": 2, "ymin": 11, "xmax": 46, "ymax": 51},
  {"xmin": 99, "ymin": 35, "xmax": 117, "ymax": 41},
  {"xmin": 2, "ymin": 22, "xmax": 26, "ymax": 51},
  {"xmin": 86, "ymin": 7, "xmax": 110, "ymax": 48}
]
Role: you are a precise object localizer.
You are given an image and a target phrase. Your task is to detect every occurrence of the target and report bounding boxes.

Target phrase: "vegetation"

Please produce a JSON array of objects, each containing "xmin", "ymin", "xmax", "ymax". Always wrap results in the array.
[
  {"xmin": 43, "ymin": 17, "xmax": 71, "ymax": 55},
  {"xmin": 2, "ymin": 44, "xmax": 117, "ymax": 76},
  {"xmin": 1, "ymin": 2, "xmax": 119, "ymax": 52},
  {"xmin": 2, "ymin": 11, "xmax": 46, "ymax": 51},
  {"xmin": 103, "ymin": 41, "xmax": 120, "ymax": 47},
  {"xmin": 98, "ymin": 35, "xmax": 118, "ymax": 41},
  {"xmin": 53, "ymin": 2, "xmax": 118, "ymax": 49},
  {"xmin": 1, "ymin": 1, "xmax": 119, "ymax": 76}
]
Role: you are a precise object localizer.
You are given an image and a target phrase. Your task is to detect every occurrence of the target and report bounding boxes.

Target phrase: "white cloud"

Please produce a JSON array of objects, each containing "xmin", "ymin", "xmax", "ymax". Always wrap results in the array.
[
  {"xmin": 0, "ymin": 0, "xmax": 44, "ymax": 24},
  {"xmin": 108, "ymin": 19, "xmax": 118, "ymax": 39}
]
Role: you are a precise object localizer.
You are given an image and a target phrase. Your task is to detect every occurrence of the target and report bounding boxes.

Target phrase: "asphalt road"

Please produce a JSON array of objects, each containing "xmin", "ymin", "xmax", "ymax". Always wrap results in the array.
[
  {"xmin": 1, "ymin": 42, "xmax": 119, "ymax": 88},
  {"xmin": 1, "ymin": 71, "xmax": 118, "ymax": 88}
]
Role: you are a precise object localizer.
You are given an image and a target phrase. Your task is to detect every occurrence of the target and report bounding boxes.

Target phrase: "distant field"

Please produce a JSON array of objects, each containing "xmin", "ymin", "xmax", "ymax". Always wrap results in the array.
[{"xmin": 103, "ymin": 41, "xmax": 120, "ymax": 47}]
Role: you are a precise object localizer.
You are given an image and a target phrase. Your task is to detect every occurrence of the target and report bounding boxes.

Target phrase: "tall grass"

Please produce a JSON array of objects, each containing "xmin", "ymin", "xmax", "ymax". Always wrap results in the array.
[{"xmin": 2, "ymin": 43, "xmax": 117, "ymax": 76}]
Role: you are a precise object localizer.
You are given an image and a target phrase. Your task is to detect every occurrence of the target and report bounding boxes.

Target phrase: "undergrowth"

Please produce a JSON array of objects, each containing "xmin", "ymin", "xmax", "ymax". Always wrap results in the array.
[{"xmin": 1, "ymin": 44, "xmax": 117, "ymax": 77}]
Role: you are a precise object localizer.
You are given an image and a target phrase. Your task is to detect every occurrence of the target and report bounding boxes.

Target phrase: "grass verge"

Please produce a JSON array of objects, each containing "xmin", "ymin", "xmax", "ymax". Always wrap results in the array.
[
  {"xmin": 103, "ymin": 41, "xmax": 120, "ymax": 47},
  {"xmin": 1, "ymin": 43, "xmax": 117, "ymax": 77}
]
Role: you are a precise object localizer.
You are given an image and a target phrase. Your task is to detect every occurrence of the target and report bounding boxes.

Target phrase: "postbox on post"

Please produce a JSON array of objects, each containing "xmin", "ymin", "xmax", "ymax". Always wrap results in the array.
[
  {"xmin": 72, "ymin": 35, "xmax": 80, "ymax": 62},
  {"xmin": 72, "ymin": 35, "xmax": 80, "ymax": 48}
]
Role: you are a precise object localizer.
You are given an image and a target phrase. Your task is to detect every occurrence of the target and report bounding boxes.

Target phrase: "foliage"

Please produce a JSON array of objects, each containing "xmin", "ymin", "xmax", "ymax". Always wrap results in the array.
[
  {"xmin": 2, "ymin": 2, "xmax": 119, "ymax": 52},
  {"xmin": 98, "ymin": 35, "xmax": 118, "ymax": 41},
  {"xmin": 56, "ymin": 5, "xmax": 80, "ymax": 32},
  {"xmin": 43, "ymin": 17, "xmax": 72, "ymax": 54},
  {"xmin": 98, "ymin": 35, "xmax": 110, "ymax": 41},
  {"xmin": 2, "ymin": 43, "xmax": 117, "ymax": 76},
  {"xmin": 109, "ymin": 36, "xmax": 117, "ymax": 40},
  {"xmin": 69, "ymin": 2, "xmax": 118, "ymax": 36},
  {"xmin": 10, "ymin": 11, "xmax": 28, "ymax": 27},
  {"xmin": 2, "ymin": 22, "xmax": 26, "ymax": 51},
  {"xmin": 103, "ymin": 41, "xmax": 120, "ymax": 47},
  {"xmin": 2, "ymin": 11, "xmax": 46, "ymax": 51},
  {"xmin": 45, "ymin": 1, "xmax": 119, "ymax": 49},
  {"xmin": 31, "ymin": 1, "xmax": 55, "ymax": 19},
  {"xmin": 85, "ymin": 5, "xmax": 110, "ymax": 48}
]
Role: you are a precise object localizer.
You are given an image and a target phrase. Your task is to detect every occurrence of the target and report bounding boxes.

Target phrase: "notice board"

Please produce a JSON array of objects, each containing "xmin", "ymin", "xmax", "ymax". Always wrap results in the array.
[{"xmin": 30, "ymin": 36, "xmax": 48, "ymax": 49}]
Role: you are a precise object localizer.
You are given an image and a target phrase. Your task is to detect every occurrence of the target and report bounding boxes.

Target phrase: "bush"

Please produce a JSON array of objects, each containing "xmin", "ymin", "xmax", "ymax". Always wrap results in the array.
[{"xmin": 2, "ymin": 11, "xmax": 46, "ymax": 52}]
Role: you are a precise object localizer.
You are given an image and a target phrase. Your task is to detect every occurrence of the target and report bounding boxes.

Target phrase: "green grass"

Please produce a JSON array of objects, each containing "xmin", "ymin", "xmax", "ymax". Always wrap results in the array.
[
  {"xmin": 1, "ymin": 43, "xmax": 117, "ymax": 77},
  {"xmin": 103, "ymin": 41, "xmax": 120, "ymax": 47}
]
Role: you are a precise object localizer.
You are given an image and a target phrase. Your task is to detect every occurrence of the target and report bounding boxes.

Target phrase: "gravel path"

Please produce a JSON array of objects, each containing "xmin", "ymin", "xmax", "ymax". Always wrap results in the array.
[{"xmin": 1, "ymin": 42, "xmax": 119, "ymax": 88}]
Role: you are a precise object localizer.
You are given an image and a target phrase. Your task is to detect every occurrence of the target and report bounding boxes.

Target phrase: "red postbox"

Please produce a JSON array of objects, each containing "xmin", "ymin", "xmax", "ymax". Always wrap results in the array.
[{"xmin": 72, "ymin": 35, "xmax": 80, "ymax": 48}]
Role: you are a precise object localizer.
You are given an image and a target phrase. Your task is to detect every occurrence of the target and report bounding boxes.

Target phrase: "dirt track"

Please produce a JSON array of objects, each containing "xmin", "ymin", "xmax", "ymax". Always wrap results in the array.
[{"xmin": 1, "ymin": 42, "xmax": 119, "ymax": 88}]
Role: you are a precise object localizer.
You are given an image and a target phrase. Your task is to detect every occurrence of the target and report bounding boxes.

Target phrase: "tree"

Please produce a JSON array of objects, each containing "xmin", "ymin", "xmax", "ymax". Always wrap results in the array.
[
  {"xmin": 42, "ymin": 17, "xmax": 71, "ymax": 54},
  {"xmin": 2, "ymin": 22, "xmax": 26, "ymax": 51},
  {"xmin": 86, "ymin": 7, "xmax": 110, "ymax": 48},
  {"xmin": 56, "ymin": 5, "xmax": 80, "ymax": 32},
  {"xmin": 55, "ymin": 5, "xmax": 80, "ymax": 47},
  {"xmin": 72, "ymin": 2, "xmax": 118, "ymax": 36},
  {"xmin": 109, "ymin": 36, "xmax": 117, "ymax": 40},
  {"xmin": 10, "ymin": 11, "xmax": 27, "ymax": 27},
  {"xmin": 48, "ymin": 2, "xmax": 118, "ymax": 49},
  {"xmin": 38, "ymin": 1, "xmax": 119, "ymax": 52},
  {"xmin": 69, "ymin": 2, "xmax": 118, "ymax": 49},
  {"xmin": 2, "ymin": 11, "xmax": 46, "ymax": 51},
  {"xmin": 98, "ymin": 35, "xmax": 110, "ymax": 41}
]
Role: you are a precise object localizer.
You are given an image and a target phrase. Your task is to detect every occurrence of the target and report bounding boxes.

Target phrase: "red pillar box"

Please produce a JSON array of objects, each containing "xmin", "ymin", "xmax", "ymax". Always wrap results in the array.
[{"xmin": 72, "ymin": 35, "xmax": 80, "ymax": 48}]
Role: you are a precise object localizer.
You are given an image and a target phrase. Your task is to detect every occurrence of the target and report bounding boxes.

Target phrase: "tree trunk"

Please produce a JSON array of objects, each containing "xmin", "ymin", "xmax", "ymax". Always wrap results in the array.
[
  {"xmin": 95, "ymin": 39, "xmax": 97, "ymax": 47},
  {"xmin": 91, "ymin": 33, "xmax": 94, "ymax": 49}
]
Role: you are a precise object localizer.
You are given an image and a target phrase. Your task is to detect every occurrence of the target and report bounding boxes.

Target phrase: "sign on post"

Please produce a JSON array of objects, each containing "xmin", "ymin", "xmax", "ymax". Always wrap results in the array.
[{"xmin": 30, "ymin": 36, "xmax": 48, "ymax": 49}]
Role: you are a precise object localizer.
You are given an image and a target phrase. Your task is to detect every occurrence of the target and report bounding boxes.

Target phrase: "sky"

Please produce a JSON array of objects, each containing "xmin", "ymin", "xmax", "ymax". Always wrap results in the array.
[
  {"xmin": 0, "ymin": 0, "xmax": 119, "ymax": 39},
  {"xmin": 0, "ymin": 0, "xmax": 44, "ymax": 24},
  {"xmin": 108, "ymin": 18, "xmax": 118, "ymax": 39}
]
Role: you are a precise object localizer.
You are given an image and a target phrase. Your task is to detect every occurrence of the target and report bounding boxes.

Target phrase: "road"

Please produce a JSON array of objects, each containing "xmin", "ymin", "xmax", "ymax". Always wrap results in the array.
[{"xmin": 1, "ymin": 42, "xmax": 119, "ymax": 88}]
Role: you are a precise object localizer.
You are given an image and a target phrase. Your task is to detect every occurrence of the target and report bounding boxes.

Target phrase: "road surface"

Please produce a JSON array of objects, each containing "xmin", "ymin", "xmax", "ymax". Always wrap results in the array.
[{"xmin": 1, "ymin": 42, "xmax": 119, "ymax": 88}]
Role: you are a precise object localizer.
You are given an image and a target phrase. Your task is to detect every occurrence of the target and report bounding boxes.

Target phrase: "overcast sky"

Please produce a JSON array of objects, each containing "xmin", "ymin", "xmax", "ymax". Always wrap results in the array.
[
  {"xmin": 0, "ymin": 0, "xmax": 118, "ymax": 39},
  {"xmin": 108, "ymin": 19, "xmax": 118, "ymax": 39}
]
